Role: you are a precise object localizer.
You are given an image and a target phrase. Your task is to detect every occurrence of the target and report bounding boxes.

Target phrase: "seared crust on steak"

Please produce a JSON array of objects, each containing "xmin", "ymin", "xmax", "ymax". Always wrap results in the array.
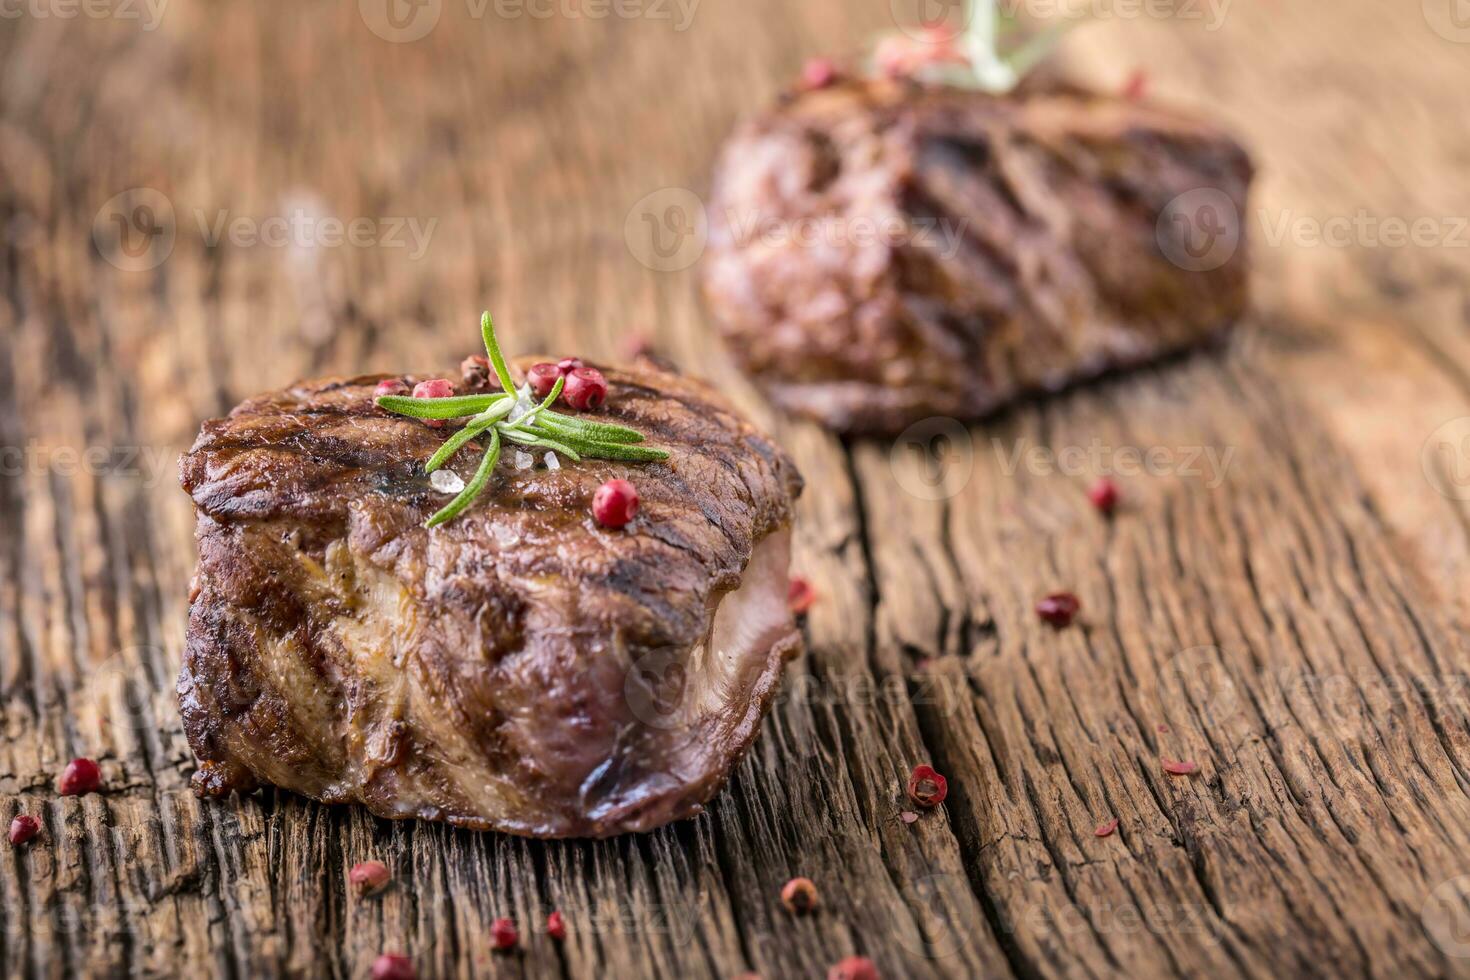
[
  {"xmin": 702, "ymin": 77, "xmax": 1254, "ymax": 434},
  {"xmin": 178, "ymin": 358, "xmax": 803, "ymax": 838}
]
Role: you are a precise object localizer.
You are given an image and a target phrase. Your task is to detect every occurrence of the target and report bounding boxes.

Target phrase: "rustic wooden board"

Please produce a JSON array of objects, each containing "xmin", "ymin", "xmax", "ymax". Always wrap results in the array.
[{"xmin": 4, "ymin": 1, "xmax": 1470, "ymax": 977}]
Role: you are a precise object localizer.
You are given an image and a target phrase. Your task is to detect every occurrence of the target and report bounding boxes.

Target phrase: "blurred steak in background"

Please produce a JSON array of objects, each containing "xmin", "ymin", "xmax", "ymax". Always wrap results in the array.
[{"xmin": 703, "ymin": 77, "xmax": 1253, "ymax": 434}]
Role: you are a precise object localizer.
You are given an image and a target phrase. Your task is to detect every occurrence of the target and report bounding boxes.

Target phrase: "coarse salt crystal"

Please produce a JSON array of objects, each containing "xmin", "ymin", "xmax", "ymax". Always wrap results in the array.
[
  {"xmin": 506, "ymin": 384, "xmax": 535, "ymax": 423},
  {"xmin": 544, "ymin": 452, "xmax": 560, "ymax": 471},
  {"xmin": 514, "ymin": 451, "xmax": 533, "ymax": 471},
  {"xmin": 430, "ymin": 469, "xmax": 465, "ymax": 494}
]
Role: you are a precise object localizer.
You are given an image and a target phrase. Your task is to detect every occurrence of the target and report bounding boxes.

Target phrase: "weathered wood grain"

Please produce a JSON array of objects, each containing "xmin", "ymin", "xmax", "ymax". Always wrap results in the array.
[{"xmin": 3, "ymin": 1, "xmax": 1470, "ymax": 977}]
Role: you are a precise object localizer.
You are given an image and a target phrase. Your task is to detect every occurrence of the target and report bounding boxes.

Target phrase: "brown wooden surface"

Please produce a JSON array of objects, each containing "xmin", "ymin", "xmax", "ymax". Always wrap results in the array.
[{"xmin": 4, "ymin": 1, "xmax": 1470, "ymax": 977}]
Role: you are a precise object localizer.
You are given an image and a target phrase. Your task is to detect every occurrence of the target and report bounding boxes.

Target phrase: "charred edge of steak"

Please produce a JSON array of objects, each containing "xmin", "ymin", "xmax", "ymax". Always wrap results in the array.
[
  {"xmin": 178, "ymin": 360, "xmax": 804, "ymax": 837},
  {"xmin": 701, "ymin": 76, "xmax": 1254, "ymax": 435}
]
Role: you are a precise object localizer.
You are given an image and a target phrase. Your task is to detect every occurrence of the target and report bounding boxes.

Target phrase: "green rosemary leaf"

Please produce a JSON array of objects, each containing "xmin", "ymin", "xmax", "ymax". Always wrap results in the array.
[
  {"xmin": 425, "ymin": 413, "xmax": 500, "ymax": 473},
  {"xmin": 480, "ymin": 311, "xmax": 517, "ymax": 395},
  {"xmin": 499, "ymin": 427, "xmax": 583, "ymax": 462},
  {"xmin": 531, "ymin": 374, "xmax": 565, "ymax": 417},
  {"xmin": 527, "ymin": 419, "xmax": 669, "ymax": 461},
  {"xmin": 576, "ymin": 441, "xmax": 671, "ymax": 463},
  {"xmin": 377, "ymin": 393, "xmax": 505, "ymax": 419},
  {"xmin": 425, "ymin": 429, "xmax": 501, "ymax": 529},
  {"xmin": 539, "ymin": 412, "xmax": 646, "ymax": 444},
  {"xmin": 483, "ymin": 397, "xmax": 518, "ymax": 423}
]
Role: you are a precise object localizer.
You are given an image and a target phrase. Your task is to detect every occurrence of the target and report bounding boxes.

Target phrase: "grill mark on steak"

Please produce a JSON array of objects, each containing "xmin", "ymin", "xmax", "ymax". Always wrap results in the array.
[{"xmin": 179, "ymin": 357, "xmax": 803, "ymax": 837}]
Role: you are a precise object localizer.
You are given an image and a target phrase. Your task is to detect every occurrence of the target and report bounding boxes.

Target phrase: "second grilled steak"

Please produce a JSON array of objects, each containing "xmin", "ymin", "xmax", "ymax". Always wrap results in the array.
[{"xmin": 702, "ymin": 77, "xmax": 1254, "ymax": 434}]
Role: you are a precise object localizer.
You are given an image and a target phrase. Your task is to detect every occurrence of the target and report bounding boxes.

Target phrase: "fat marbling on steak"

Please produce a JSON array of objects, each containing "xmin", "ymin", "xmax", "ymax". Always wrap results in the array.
[
  {"xmin": 178, "ymin": 357, "xmax": 803, "ymax": 838},
  {"xmin": 702, "ymin": 76, "xmax": 1254, "ymax": 434}
]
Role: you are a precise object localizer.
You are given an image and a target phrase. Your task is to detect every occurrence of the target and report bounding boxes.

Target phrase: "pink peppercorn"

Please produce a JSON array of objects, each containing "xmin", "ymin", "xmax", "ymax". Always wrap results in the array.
[
  {"xmin": 9, "ymin": 814, "xmax": 41, "ymax": 846},
  {"xmin": 781, "ymin": 877, "xmax": 820, "ymax": 914},
  {"xmin": 787, "ymin": 576, "xmax": 817, "ymax": 615},
  {"xmin": 1036, "ymin": 593, "xmax": 1081, "ymax": 628},
  {"xmin": 461, "ymin": 354, "xmax": 491, "ymax": 387},
  {"xmin": 412, "ymin": 378, "xmax": 455, "ymax": 429},
  {"xmin": 593, "ymin": 479, "xmax": 639, "ymax": 529},
  {"xmin": 371, "ymin": 954, "xmax": 414, "ymax": 980},
  {"xmin": 906, "ymin": 765, "xmax": 948, "ymax": 808},
  {"xmin": 374, "ymin": 378, "xmax": 410, "ymax": 398},
  {"xmin": 1087, "ymin": 477, "xmax": 1120, "ymax": 516},
  {"xmin": 58, "ymin": 758, "xmax": 102, "ymax": 796},
  {"xmin": 828, "ymin": 957, "xmax": 879, "ymax": 980},
  {"xmin": 491, "ymin": 917, "xmax": 518, "ymax": 951},
  {"xmin": 800, "ymin": 57, "xmax": 839, "ymax": 90},
  {"xmin": 527, "ymin": 362, "xmax": 563, "ymax": 399},
  {"xmin": 563, "ymin": 367, "xmax": 608, "ymax": 411},
  {"xmin": 547, "ymin": 910, "xmax": 566, "ymax": 941},
  {"xmin": 1122, "ymin": 68, "xmax": 1148, "ymax": 101},
  {"xmin": 349, "ymin": 861, "xmax": 391, "ymax": 897}
]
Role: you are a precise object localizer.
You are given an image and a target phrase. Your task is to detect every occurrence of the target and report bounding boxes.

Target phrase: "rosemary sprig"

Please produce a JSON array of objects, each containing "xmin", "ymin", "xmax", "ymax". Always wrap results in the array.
[
  {"xmin": 426, "ymin": 429, "xmax": 502, "ymax": 529},
  {"xmin": 377, "ymin": 393, "xmax": 506, "ymax": 419},
  {"xmin": 377, "ymin": 312, "xmax": 671, "ymax": 528},
  {"xmin": 875, "ymin": 0, "xmax": 1080, "ymax": 93}
]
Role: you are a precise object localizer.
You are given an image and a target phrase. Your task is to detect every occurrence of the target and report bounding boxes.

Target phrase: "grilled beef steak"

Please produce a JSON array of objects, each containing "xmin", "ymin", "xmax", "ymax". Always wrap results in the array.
[
  {"xmin": 178, "ymin": 358, "xmax": 803, "ymax": 838},
  {"xmin": 702, "ymin": 77, "xmax": 1254, "ymax": 434}
]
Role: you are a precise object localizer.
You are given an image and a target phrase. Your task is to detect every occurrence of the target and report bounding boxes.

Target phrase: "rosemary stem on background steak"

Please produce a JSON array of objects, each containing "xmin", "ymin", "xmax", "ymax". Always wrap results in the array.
[
  {"xmin": 868, "ymin": 0, "xmax": 1072, "ymax": 91},
  {"xmin": 376, "ymin": 311, "xmax": 670, "ymax": 528}
]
